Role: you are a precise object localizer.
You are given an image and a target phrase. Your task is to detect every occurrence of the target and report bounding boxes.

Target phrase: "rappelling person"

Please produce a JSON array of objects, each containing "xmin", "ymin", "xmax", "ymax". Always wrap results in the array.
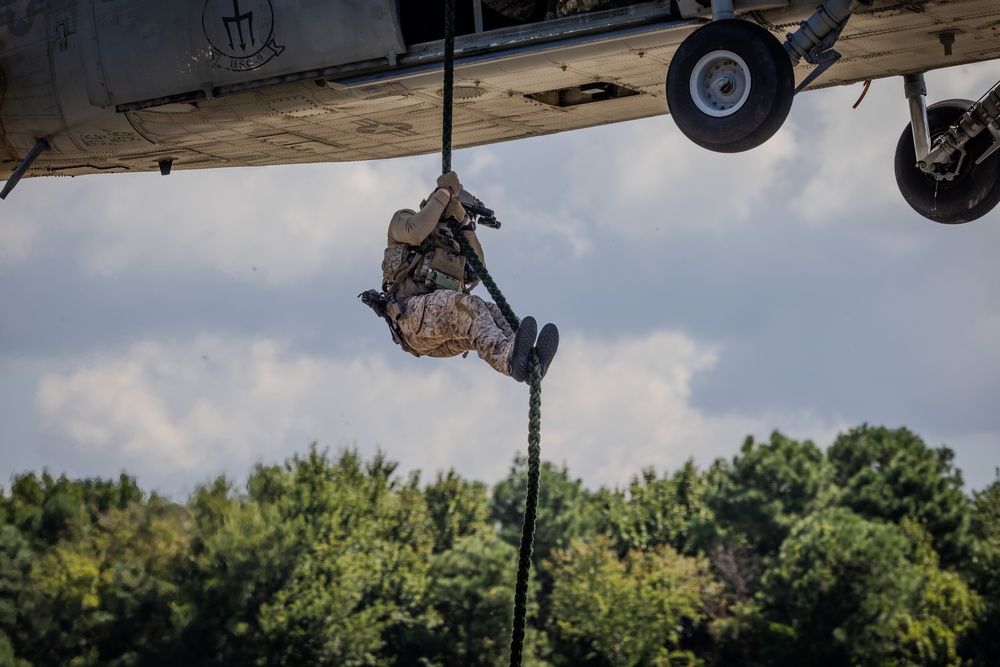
[{"xmin": 376, "ymin": 171, "xmax": 558, "ymax": 382}]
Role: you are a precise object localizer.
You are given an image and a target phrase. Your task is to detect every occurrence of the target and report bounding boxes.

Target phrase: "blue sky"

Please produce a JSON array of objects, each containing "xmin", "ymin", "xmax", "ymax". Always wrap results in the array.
[{"xmin": 2, "ymin": 62, "xmax": 998, "ymax": 498}]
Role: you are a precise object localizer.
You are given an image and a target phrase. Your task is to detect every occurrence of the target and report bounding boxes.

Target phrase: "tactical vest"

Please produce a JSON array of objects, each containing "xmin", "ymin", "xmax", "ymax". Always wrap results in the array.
[{"xmin": 382, "ymin": 221, "xmax": 474, "ymax": 301}]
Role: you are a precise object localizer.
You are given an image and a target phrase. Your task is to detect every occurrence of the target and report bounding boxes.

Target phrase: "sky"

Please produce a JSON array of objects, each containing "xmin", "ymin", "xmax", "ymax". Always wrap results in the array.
[{"xmin": 2, "ymin": 62, "xmax": 999, "ymax": 499}]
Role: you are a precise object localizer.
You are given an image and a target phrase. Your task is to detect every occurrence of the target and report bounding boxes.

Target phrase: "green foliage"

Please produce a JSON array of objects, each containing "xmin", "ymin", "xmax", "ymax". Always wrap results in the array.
[
  {"xmin": 0, "ymin": 427, "xmax": 993, "ymax": 667},
  {"xmin": 424, "ymin": 470, "xmax": 491, "ymax": 553},
  {"xmin": 605, "ymin": 460, "xmax": 718, "ymax": 557},
  {"xmin": 965, "ymin": 477, "xmax": 1000, "ymax": 666},
  {"xmin": 77, "ymin": 474, "xmax": 146, "ymax": 519},
  {"xmin": 167, "ymin": 477, "xmax": 291, "ymax": 666},
  {"xmin": 3, "ymin": 472, "xmax": 84, "ymax": 547},
  {"xmin": 735, "ymin": 507, "xmax": 918, "ymax": 665},
  {"xmin": 491, "ymin": 456, "xmax": 603, "ymax": 566},
  {"xmin": 427, "ymin": 533, "xmax": 520, "ymax": 666},
  {"xmin": 827, "ymin": 425, "xmax": 971, "ymax": 565},
  {"xmin": 255, "ymin": 447, "xmax": 437, "ymax": 666},
  {"xmin": 39, "ymin": 501, "xmax": 187, "ymax": 666},
  {"xmin": 0, "ymin": 525, "xmax": 38, "ymax": 667},
  {"xmin": 708, "ymin": 432, "xmax": 833, "ymax": 558},
  {"xmin": 0, "ymin": 473, "xmax": 184, "ymax": 667},
  {"xmin": 726, "ymin": 507, "xmax": 981, "ymax": 667},
  {"xmin": 548, "ymin": 536, "xmax": 713, "ymax": 667},
  {"xmin": 0, "ymin": 631, "xmax": 29, "ymax": 667},
  {"xmin": 891, "ymin": 519, "xmax": 983, "ymax": 667}
]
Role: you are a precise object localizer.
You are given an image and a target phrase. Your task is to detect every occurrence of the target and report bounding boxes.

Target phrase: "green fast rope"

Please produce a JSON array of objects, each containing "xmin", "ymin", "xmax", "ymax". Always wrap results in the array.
[
  {"xmin": 442, "ymin": 0, "xmax": 455, "ymax": 174},
  {"xmin": 440, "ymin": 2, "xmax": 541, "ymax": 664},
  {"xmin": 512, "ymin": 358, "xmax": 542, "ymax": 666},
  {"xmin": 448, "ymin": 220, "xmax": 542, "ymax": 666}
]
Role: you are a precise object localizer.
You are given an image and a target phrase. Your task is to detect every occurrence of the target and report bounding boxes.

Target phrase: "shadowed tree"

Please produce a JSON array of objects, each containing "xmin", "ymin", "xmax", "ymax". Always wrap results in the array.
[
  {"xmin": 827, "ymin": 425, "xmax": 971, "ymax": 565},
  {"xmin": 165, "ymin": 476, "xmax": 292, "ymax": 666},
  {"xmin": 0, "ymin": 430, "xmax": 987, "ymax": 666},
  {"xmin": 707, "ymin": 432, "xmax": 834, "ymax": 559},
  {"xmin": 605, "ymin": 460, "xmax": 720, "ymax": 557},
  {"xmin": 965, "ymin": 475, "xmax": 1000, "ymax": 666},
  {"xmin": 0, "ymin": 525, "xmax": 36, "ymax": 667},
  {"xmin": 424, "ymin": 469, "xmax": 491, "ymax": 554},
  {"xmin": 722, "ymin": 507, "xmax": 980, "ymax": 667},
  {"xmin": 255, "ymin": 448, "xmax": 438, "ymax": 667},
  {"xmin": 491, "ymin": 456, "xmax": 603, "ymax": 568},
  {"xmin": 3, "ymin": 471, "xmax": 87, "ymax": 548},
  {"xmin": 547, "ymin": 535, "xmax": 715, "ymax": 667},
  {"xmin": 1, "ymin": 481, "xmax": 189, "ymax": 667},
  {"xmin": 891, "ymin": 519, "xmax": 983, "ymax": 667},
  {"xmin": 425, "ymin": 532, "xmax": 521, "ymax": 666}
]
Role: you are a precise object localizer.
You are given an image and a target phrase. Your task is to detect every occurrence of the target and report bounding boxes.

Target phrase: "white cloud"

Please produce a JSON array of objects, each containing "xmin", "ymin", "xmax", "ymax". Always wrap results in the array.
[
  {"xmin": 540, "ymin": 332, "xmax": 845, "ymax": 487},
  {"xmin": 569, "ymin": 116, "xmax": 799, "ymax": 237},
  {"xmin": 929, "ymin": 60, "xmax": 1000, "ymax": 103},
  {"xmin": 32, "ymin": 333, "xmax": 525, "ymax": 486},
  {"xmin": 541, "ymin": 331, "xmax": 750, "ymax": 485},
  {"xmin": 33, "ymin": 328, "xmax": 849, "ymax": 492},
  {"xmin": 787, "ymin": 82, "xmax": 910, "ymax": 226},
  {"xmin": 11, "ymin": 156, "xmax": 447, "ymax": 285},
  {"xmin": 37, "ymin": 349, "xmax": 193, "ymax": 469}
]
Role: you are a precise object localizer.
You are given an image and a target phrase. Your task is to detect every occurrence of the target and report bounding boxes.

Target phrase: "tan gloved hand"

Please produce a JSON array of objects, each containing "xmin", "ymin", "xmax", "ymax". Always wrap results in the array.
[
  {"xmin": 436, "ymin": 171, "xmax": 462, "ymax": 198},
  {"xmin": 443, "ymin": 197, "xmax": 467, "ymax": 223}
]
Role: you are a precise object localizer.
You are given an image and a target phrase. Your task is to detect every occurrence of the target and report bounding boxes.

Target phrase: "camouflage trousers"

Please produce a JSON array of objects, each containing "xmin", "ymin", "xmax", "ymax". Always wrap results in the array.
[{"xmin": 397, "ymin": 290, "xmax": 515, "ymax": 376}]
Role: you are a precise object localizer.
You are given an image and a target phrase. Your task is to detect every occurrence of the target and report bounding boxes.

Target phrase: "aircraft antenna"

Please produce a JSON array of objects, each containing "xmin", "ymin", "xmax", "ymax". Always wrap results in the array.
[{"xmin": 439, "ymin": 3, "xmax": 543, "ymax": 665}]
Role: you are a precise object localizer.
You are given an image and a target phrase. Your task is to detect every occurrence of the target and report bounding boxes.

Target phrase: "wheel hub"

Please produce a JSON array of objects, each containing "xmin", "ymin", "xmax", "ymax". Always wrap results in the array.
[
  {"xmin": 714, "ymin": 76, "xmax": 737, "ymax": 96},
  {"xmin": 690, "ymin": 50, "xmax": 751, "ymax": 118}
]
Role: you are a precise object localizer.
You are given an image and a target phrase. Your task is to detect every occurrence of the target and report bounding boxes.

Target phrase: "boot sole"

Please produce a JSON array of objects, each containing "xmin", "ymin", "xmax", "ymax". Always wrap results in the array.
[
  {"xmin": 510, "ymin": 316, "xmax": 537, "ymax": 382},
  {"xmin": 535, "ymin": 323, "xmax": 559, "ymax": 378}
]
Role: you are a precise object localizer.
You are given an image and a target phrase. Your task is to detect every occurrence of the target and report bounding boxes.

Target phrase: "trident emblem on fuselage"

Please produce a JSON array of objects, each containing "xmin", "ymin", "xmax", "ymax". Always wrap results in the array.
[
  {"xmin": 222, "ymin": 0, "xmax": 254, "ymax": 51},
  {"xmin": 203, "ymin": 0, "xmax": 284, "ymax": 72}
]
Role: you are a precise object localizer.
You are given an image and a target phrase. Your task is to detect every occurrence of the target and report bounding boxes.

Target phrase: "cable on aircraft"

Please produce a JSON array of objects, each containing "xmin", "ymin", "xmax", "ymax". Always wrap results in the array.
[{"xmin": 853, "ymin": 79, "xmax": 872, "ymax": 109}]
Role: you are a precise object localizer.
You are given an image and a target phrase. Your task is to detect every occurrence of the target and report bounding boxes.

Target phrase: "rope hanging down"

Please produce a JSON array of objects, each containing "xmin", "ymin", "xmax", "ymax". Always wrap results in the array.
[
  {"xmin": 442, "ymin": 0, "xmax": 455, "ymax": 175},
  {"xmin": 440, "ymin": 2, "xmax": 542, "ymax": 665}
]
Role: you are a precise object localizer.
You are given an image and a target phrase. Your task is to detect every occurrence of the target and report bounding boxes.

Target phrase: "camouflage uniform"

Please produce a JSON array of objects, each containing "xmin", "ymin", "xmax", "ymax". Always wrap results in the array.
[
  {"xmin": 395, "ymin": 290, "xmax": 515, "ymax": 374},
  {"xmin": 383, "ymin": 189, "xmax": 516, "ymax": 376}
]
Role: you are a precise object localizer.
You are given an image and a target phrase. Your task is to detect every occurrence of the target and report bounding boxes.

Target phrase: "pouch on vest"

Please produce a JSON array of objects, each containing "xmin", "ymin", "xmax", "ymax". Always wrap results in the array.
[{"xmin": 414, "ymin": 246, "xmax": 467, "ymax": 292}]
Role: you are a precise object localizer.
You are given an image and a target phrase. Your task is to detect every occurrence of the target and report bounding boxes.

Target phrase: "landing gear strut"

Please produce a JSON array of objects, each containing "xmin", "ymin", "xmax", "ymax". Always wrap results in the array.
[{"xmin": 894, "ymin": 97, "xmax": 1000, "ymax": 224}]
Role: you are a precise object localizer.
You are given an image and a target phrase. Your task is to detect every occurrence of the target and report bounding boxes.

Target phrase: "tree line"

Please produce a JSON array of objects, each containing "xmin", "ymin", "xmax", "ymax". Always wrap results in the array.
[{"xmin": 1, "ymin": 424, "xmax": 997, "ymax": 666}]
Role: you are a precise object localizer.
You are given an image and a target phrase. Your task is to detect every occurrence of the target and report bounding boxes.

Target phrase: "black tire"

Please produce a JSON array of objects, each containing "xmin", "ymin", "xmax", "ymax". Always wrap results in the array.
[
  {"xmin": 894, "ymin": 99, "xmax": 1000, "ymax": 224},
  {"xmin": 666, "ymin": 19, "xmax": 795, "ymax": 153}
]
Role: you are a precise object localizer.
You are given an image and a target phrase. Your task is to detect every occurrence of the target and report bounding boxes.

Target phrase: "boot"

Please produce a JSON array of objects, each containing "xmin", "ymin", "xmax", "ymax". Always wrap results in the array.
[
  {"xmin": 535, "ymin": 323, "xmax": 559, "ymax": 378},
  {"xmin": 508, "ymin": 316, "xmax": 537, "ymax": 382}
]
